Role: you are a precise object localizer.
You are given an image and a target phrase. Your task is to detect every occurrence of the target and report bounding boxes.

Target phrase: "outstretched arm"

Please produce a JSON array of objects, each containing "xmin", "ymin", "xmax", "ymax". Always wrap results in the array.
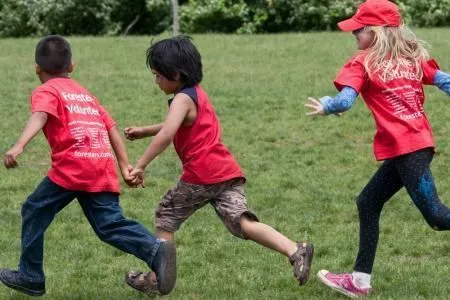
[
  {"xmin": 124, "ymin": 123, "xmax": 164, "ymax": 140},
  {"xmin": 434, "ymin": 70, "xmax": 450, "ymax": 96},
  {"xmin": 108, "ymin": 126, "xmax": 143, "ymax": 187},
  {"xmin": 132, "ymin": 94, "xmax": 193, "ymax": 181},
  {"xmin": 320, "ymin": 86, "xmax": 358, "ymax": 114},
  {"xmin": 306, "ymin": 86, "xmax": 358, "ymax": 116},
  {"xmin": 4, "ymin": 112, "xmax": 48, "ymax": 168},
  {"xmin": 109, "ymin": 126, "xmax": 131, "ymax": 173}
]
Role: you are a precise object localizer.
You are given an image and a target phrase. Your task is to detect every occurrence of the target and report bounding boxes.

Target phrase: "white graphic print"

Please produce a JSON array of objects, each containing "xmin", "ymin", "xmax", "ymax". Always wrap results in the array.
[
  {"xmin": 376, "ymin": 59, "xmax": 420, "ymax": 83},
  {"xmin": 63, "ymin": 92, "xmax": 113, "ymax": 159},
  {"xmin": 382, "ymin": 85, "xmax": 424, "ymax": 121}
]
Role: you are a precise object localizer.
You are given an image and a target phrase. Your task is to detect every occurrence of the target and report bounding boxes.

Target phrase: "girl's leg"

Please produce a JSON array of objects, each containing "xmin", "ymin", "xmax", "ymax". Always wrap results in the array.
[
  {"xmin": 395, "ymin": 148, "xmax": 450, "ymax": 230},
  {"xmin": 354, "ymin": 159, "xmax": 403, "ymax": 274},
  {"xmin": 318, "ymin": 160, "xmax": 404, "ymax": 297}
]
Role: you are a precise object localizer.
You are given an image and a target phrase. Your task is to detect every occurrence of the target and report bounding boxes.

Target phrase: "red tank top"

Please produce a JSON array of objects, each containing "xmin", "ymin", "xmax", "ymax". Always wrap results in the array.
[{"xmin": 171, "ymin": 85, "xmax": 244, "ymax": 184}]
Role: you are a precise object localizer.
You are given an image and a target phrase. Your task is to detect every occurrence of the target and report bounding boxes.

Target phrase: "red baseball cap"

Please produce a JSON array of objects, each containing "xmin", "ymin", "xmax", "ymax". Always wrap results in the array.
[{"xmin": 338, "ymin": 0, "xmax": 401, "ymax": 32}]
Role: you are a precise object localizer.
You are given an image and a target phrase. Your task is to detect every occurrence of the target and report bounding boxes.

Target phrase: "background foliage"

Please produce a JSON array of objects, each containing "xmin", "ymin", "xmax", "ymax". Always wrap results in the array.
[{"xmin": 2, "ymin": 0, "xmax": 450, "ymax": 36}]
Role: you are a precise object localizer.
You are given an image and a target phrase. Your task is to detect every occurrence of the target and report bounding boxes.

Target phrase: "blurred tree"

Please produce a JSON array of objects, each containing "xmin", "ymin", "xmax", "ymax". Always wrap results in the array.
[{"xmin": 172, "ymin": 0, "xmax": 180, "ymax": 35}]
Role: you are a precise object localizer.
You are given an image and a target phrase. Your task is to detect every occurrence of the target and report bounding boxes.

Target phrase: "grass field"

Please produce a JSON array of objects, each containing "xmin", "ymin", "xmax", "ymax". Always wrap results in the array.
[{"xmin": 0, "ymin": 30, "xmax": 449, "ymax": 299}]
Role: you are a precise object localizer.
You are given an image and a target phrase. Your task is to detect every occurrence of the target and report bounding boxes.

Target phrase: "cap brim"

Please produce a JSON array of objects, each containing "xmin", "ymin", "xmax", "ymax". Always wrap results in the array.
[{"xmin": 338, "ymin": 18, "xmax": 365, "ymax": 32}]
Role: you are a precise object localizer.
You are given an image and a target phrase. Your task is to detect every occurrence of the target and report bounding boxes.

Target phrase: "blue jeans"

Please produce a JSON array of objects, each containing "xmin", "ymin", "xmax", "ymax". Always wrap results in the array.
[{"xmin": 19, "ymin": 177, "xmax": 160, "ymax": 281}]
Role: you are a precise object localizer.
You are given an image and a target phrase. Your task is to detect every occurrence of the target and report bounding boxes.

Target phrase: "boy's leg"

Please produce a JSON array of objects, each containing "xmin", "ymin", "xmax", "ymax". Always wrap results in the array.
[
  {"xmin": 77, "ymin": 192, "xmax": 176, "ymax": 295},
  {"xmin": 156, "ymin": 228, "xmax": 175, "ymax": 241},
  {"xmin": 240, "ymin": 217, "xmax": 314, "ymax": 285},
  {"xmin": 395, "ymin": 148, "xmax": 450, "ymax": 230},
  {"xmin": 126, "ymin": 180, "xmax": 212, "ymax": 295},
  {"xmin": 240, "ymin": 217, "xmax": 297, "ymax": 256},
  {"xmin": 211, "ymin": 178, "xmax": 313, "ymax": 285},
  {"xmin": 0, "ymin": 177, "xmax": 75, "ymax": 296}
]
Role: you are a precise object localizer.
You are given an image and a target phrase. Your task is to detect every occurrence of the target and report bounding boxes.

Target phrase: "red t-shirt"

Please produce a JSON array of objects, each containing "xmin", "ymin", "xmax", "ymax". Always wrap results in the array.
[
  {"xmin": 172, "ymin": 85, "xmax": 244, "ymax": 184},
  {"xmin": 334, "ymin": 54, "xmax": 439, "ymax": 160},
  {"xmin": 31, "ymin": 77, "xmax": 120, "ymax": 193}
]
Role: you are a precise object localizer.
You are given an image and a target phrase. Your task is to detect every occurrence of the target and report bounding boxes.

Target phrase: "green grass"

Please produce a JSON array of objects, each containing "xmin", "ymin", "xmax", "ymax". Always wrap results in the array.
[{"xmin": 0, "ymin": 30, "xmax": 449, "ymax": 299}]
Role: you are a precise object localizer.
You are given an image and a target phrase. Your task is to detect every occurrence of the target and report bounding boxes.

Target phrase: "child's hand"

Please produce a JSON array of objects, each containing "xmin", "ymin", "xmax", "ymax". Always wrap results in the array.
[
  {"xmin": 4, "ymin": 146, "xmax": 23, "ymax": 169},
  {"xmin": 124, "ymin": 127, "xmax": 146, "ymax": 141},
  {"xmin": 130, "ymin": 167, "xmax": 146, "ymax": 188},
  {"xmin": 305, "ymin": 97, "xmax": 325, "ymax": 116},
  {"xmin": 121, "ymin": 164, "xmax": 144, "ymax": 188}
]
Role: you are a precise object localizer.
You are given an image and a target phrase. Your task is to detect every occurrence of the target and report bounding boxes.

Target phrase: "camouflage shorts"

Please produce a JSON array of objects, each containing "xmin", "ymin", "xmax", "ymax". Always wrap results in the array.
[{"xmin": 155, "ymin": 177, "xmax": 258, "ymax": 239}]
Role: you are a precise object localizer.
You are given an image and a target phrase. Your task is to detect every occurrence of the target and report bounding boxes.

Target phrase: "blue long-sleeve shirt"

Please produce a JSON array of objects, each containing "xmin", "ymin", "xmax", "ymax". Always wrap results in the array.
[{"xmin": 320, "ymin": 70, "xmax": 450, "ymax": 115}]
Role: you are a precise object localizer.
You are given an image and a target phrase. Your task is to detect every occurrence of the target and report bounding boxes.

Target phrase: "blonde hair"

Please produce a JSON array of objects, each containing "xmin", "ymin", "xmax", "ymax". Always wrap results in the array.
[{"xmin": 360, "ymin": 25, "xmax": 429, "ymax": 81}]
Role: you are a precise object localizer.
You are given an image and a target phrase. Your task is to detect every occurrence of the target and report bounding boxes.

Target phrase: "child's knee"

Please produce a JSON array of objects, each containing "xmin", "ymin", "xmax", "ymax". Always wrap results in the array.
[
  {"xmin": 21, "ymin": 198, "xmax": 39, "ymax": 218},
  {"xmin": 238, "ymin": 213, "xmax": 259, "ymax": 234},
  {"xmin": 356, "ymin": 195, "xmax": 370, "ymax": 213},
  {"xmin": 239, "ymin": 213, "xmax": 258, "ymax": 225}
]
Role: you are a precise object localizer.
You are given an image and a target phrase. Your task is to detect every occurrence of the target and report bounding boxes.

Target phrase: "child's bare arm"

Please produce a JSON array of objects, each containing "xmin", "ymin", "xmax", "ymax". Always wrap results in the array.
[
  {"xmin": 4, "ymin": 112, "xmax": 48, "ymax": 169},
  {"xmin": 109, "ymin": 126, "xmax": 130, "ymax": 171},
  {"xmin": 124, "ymin": 123, "xmax": 164, "ymax": 140},
  {"xmin": 133, "ymin": 94, "xmax": 193, "ymax": 174},
  {"xmin": 108, "ymin": 126, "xmax": 141, "ymax": 186}
]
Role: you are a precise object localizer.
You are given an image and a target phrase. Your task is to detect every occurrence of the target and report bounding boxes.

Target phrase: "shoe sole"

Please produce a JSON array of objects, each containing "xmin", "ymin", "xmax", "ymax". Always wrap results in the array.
[
  {"xmin": 298, "ymin": 243, "xmax": 314, "ymax": 285},
  {"xmin": 0, "ymin": 272, "xmax": 45, "ymax": 297},
  {"xmin": 156, "ymin": 241, "xmax": 177, "ymax": 295},
  {"xmin": 317, "ymin": 271, "xmax": 357, "ymax": 298}
]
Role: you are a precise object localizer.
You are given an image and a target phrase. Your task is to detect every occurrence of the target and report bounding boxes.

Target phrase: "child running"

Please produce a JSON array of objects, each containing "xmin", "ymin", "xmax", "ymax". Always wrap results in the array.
[
  {"xmin": 123, "ymin": 35, "xmax": 314, "ymax": 295},
  {"xmin": 305, "ymin": 0, "xmax": 450, "ymax": 298},
  {"xmin": 1, "ymin": 35, "xmax": 176, "ymax": 297}
]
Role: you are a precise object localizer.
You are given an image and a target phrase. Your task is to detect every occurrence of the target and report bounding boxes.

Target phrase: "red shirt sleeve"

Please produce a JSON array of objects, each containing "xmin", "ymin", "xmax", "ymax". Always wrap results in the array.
[
  {"xmin": 334, "ymin": 55, "xmax": 367, "ymax": 92},
  {"xmin": 421, "ymin": 59, "xmax": 440, "ymax": 85},
  {"xmin": 30, "ymin": 86, "xmax": 60, "ymax": 119},
  {"xmin": 97, "ymin": 104, "xmax": 116, "ymax": 130}
]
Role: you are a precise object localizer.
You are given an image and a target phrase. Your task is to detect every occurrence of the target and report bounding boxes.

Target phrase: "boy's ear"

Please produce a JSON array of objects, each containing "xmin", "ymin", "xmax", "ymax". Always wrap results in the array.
[
  {"xmin": 35, "ymin": 64, "xmax": 42, "ymax": 75},
  {"xmin": 68, "ymin": 63, "xmax": 74, "ymax": 73}
]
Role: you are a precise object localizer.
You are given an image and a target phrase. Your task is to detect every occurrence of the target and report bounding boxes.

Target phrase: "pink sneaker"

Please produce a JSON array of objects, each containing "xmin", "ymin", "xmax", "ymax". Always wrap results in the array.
[{"xmin": 317, "ymin": 270, "xmax": 371, "ymax": 298}]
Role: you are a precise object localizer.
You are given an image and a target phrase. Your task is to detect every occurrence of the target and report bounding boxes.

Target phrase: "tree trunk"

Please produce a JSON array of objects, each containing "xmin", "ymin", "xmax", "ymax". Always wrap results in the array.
[{"xmin": 171, "ymin": 0, "xmax": 180, "ymax": 36}]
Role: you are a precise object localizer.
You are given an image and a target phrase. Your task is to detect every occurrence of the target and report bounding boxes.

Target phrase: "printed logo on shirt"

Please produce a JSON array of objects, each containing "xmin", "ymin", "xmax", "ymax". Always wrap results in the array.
[
  {"xmin": 60, "ymin": 92, "xmax": 113, "ymax": 157},
  {"xmin": 382, "ymin": 85, "xmax": 424, "ymax": 121},
  {"xmin": 376, "ymin": 59, "xmax": 421, "ymax": 83},
  {"xmin": 62, "ymin": 92, "xmax": 100, "ymax": 116},
  {"xmin": 61, "ymin": 92, "xmax": 94, "ymax": 102}
]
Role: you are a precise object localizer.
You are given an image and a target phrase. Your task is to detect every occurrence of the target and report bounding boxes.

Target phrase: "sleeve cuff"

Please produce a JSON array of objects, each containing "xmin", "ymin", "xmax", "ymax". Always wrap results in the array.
[{"xmin": 319, "ymin": 96, "xmax": 333, "ymax": 115}]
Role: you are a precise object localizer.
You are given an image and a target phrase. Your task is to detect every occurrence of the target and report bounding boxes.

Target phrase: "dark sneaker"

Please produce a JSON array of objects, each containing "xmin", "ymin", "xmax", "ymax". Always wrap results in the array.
[
  {"xmin": 289, "ymin": 242, "xmax": 314, "ymax": 285},
  {"xmin": 0, "ymin": 268, "xmax": 45, "ymax": 296},
  {"xmin": 151, "ymin": 240, "xmax": 176, "ymax": 295}
]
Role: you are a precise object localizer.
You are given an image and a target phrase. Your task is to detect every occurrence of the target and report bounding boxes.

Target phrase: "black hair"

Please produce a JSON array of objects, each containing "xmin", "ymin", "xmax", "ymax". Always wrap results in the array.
[
  {"xmin": 35, "ymin": 35, "xmax": 72, "ymax": 74},
  {"xmin": 146, "ymin": 35, "xmax": 203, "ymax": 86}
]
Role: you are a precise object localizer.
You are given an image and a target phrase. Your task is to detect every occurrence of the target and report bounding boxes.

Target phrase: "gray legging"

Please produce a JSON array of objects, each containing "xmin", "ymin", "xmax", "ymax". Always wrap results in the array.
[{"xmin": 354, "ymin": 147, "xmax": 450, "ymax": 274}]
